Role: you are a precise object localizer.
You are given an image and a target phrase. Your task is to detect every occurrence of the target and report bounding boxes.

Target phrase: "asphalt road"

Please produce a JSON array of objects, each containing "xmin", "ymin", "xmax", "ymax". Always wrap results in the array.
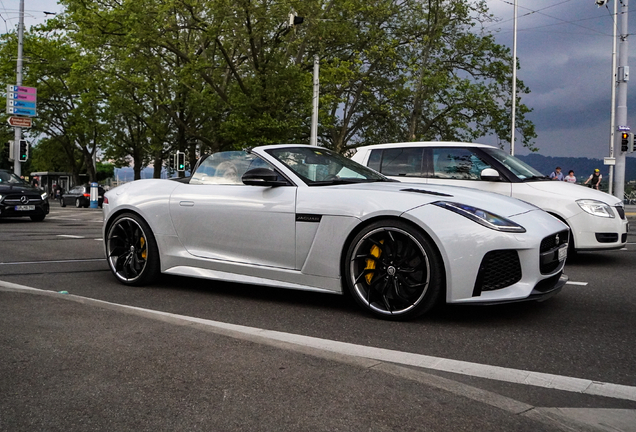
[{"xmin": 1, "ymin": 205, "xmax": 635, "ymax": 431}]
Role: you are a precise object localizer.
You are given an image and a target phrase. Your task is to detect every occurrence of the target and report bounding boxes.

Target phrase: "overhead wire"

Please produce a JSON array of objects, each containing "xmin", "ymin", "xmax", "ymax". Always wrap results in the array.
[{"xmin": 486, "ymin": 0, "xmax": 633, "ymax": 37}]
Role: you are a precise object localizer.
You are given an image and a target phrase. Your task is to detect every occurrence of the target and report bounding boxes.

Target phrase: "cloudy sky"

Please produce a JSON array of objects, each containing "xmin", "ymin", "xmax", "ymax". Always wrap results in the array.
[{"xmin": 2, "ymin": 0, "xmax": 636, "ymax": 159}]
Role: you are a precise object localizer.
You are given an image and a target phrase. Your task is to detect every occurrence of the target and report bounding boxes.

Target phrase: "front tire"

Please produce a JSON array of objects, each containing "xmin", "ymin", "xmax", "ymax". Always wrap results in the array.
[
  {"xmin": 344, "ymin": 220, "xmax": 443, "ymax": 320},
  {"xmin": 105, "ymin": 213, "xmax": 160, "ymax": 286},
  {"xmin": 75, "ymin": 198, "xmax": 82, "ymax": 208}
]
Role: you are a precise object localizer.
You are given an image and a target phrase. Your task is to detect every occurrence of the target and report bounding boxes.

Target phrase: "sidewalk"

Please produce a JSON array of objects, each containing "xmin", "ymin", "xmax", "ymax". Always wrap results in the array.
[{"xmin": 2, "ymin": 284, "xmax": 636, "ymax": 431}]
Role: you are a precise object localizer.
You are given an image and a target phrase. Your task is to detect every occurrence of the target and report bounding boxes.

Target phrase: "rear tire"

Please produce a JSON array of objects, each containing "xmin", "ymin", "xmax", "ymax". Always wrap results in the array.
[
  {"xmin": 105, "ymin": 213, "xmax": 160, "ymax": 286},
  {"xmin": 75, "ymin": 198, "xmax": 82, "ymax": 208},
  {"xmin": 344, "ymin": 220, "xmax": 443, "ymax": 320}
]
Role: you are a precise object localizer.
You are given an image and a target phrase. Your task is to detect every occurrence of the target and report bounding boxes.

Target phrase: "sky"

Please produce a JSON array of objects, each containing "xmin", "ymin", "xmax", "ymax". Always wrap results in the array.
[{"xmin": 2, "ymin": 0, "xmax": 636, "ymax": 159}]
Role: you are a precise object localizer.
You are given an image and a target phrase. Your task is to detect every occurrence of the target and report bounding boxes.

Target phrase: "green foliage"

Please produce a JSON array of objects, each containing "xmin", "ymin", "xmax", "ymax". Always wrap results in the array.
[{"xmin": 3, "ymin": 0, "xmax": 537, "ymax": 178}]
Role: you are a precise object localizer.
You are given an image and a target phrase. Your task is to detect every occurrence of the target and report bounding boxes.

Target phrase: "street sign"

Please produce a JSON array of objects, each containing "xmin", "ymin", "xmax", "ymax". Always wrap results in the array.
[
  {"xmin": 617, "ymin": 125, "xmax": 630, "ymax": 131},
  {"xmin": 5, "ymin": 84, "xmax": 37, "ymax": 117},
  {"xmin": 7, "ymin": 107, "xmax": 36, "ymax": 116},
  {"xmin": 7, "ymin": 116, "xmax": 32, "ymax": 128},
  {"xmin": 604, "ymin": 157, "xmax": 616, "ymax": 166}
]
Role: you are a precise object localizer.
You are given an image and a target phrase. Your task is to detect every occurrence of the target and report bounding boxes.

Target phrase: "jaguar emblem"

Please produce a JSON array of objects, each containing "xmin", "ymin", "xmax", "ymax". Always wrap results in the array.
[{"xmin": 555, "ymin": 234, "xmax": 560, "ymax": 245}]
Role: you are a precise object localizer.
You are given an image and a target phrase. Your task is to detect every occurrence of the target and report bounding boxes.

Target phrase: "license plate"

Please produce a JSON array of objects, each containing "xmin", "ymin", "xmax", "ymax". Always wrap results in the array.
[
  {"xmin": 15, "ymin": 205, "xmax": 35, "ymax": 211},
  {"xmin": 558, "ymin": 245, "xmax": 568, "ymax": 261}
]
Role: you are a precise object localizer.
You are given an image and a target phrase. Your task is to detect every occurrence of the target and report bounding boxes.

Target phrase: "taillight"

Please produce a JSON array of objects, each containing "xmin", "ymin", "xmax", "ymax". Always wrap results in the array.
[
  {"xmin": 83, "ymin": 193, "xmax": 90, "ymax": 197},
  {"xmin": 103, "ymin": 196, "xmax": 109, "ymax": 204}
]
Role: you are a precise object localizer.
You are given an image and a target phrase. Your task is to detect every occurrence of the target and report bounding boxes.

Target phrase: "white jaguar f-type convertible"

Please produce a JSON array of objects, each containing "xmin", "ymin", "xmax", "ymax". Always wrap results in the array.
[{"xmin": 103, "ymin": 145, "xmax": 569, "ymax": 320}]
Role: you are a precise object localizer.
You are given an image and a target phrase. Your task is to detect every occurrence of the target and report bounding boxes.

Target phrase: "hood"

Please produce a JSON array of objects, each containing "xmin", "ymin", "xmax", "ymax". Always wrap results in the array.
[
  {"xmin": 0, "ymin": 182, "xmax": 42, "ymax": 194},
  {"xmin": 323, "ymin": 181, "xmax": 538, "ymax": 218},
  {"xmin": 524, "ymin": 181, "xmax": 622, "ymax": 206}
]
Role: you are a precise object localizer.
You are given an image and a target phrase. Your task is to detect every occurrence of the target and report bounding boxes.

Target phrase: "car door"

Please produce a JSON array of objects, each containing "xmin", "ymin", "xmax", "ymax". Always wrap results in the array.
[
  {"xmin": 424, "ymin": 147, "xmax": 512, "ymax": 197},
  {"xmin": 64, "ymin": 186, "xmax": 80, "ymax": 205},
  {"xmin": 169, "ymin": 153, "xmax": 297, "ymax": 269}
]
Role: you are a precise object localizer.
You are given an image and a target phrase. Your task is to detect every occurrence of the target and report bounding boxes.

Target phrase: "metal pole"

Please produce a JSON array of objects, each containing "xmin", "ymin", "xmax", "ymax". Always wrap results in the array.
[
  {"xmin": 13, "ymin": 0, "xmax": 25, "ymax": 177},
  {"xmin": 310, "ymin": 55, "xmax": 319, "ymax": 146},
  {"xmin": 510, "ymin": 0, "xmax": 517, "ymax": 156},
  {"xmin": 608, "ymin": 0, "xmax": 618, "ymax": 196},
  {"xmin": 614, "ymin": 0, "xmax": 628, "ymax": 200}
]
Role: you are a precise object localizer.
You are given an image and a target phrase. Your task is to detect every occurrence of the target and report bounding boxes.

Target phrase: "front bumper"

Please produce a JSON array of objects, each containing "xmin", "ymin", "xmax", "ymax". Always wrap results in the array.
[
  {"xmin": 468, "ymin": 273, "xmax": 568, "ymax": 305},
  {"xmin": 0, "ymin": 200, "xmax": 49, "ymax": 218}
]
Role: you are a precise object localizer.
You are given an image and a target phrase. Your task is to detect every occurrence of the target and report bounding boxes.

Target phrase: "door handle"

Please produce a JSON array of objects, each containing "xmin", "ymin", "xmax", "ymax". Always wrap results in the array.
[{"xmin": 179, "ymin": 201, "xmax": 194, "ymax": 207}]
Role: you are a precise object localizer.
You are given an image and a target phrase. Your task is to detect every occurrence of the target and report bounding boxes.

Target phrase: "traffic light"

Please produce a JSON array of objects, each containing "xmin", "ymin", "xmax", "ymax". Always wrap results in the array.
[
  {"xmin": 168, "ymin": 153, "xmax": 175, "ymax": 170},
  {"xmin": 18, "ymin": 140, "xmax": 28, "ymax": 162},
  {"xmin": 3, "ymin": 141, "xmax": 12, "ymax": 161},
  {"xmin": 176, "ymin": 151, "xmax": 186, "ymax": 172},
  {"xmin": 621, "ymin": 132, "xmax": 633, "ymax": 152}
]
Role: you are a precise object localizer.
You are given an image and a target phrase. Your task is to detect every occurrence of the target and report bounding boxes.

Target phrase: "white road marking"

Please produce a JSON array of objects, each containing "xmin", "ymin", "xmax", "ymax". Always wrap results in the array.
[
  {"xmin": 57, "ymin": 235, "xmax": 84, "ymax": 239},
  {"xmin": 565, "ymin": 281, "xmax": 588, "ymax": 286},
  {"xmin": 94, "ymin": 238, "xmax": 103, "ymax": 241},
  {"xmin": 0, "ymin": 259, "xmax": 104, "ymax": 265},
  {"xmin": 0, "ymin": 281, "xmax": 635, "ymax": 403}
]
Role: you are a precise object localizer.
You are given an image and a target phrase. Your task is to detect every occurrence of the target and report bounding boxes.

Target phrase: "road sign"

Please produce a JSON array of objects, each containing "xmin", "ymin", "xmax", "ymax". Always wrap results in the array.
[
  {"xmin": 5, "ymin": 84, "xmax": 37, "ymax": 117},
  {"xmin": 7, "ymin": 116, "xmax": 32, "ymax": 128},
  {"xmin": 604, "ymin": 157, "xmax": 616, "ymax": 166},
  {"xmin": 7, "ymin": 107, "xmax": 36, "ymax": 116},
  {"xmin": 617, "ymin": 125, "xmax": 630, "ymax": 131}
]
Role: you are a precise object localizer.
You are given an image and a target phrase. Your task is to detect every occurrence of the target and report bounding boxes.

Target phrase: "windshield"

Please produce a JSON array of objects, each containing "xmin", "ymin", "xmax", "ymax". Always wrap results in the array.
[
  {"xmin": 481, "ymin": 148, "xmax": 546, "ymax": 181},
  {"xmin": 0, "ymin": 170, "xmax": 28, "ymax": 185},
  {"xmin": 266, "ymin": 147, "xmax": 387, "ymax": 185}
]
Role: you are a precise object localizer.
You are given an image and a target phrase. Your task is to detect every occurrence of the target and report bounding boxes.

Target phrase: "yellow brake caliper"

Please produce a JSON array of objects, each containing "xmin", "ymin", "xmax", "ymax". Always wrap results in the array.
[
  {"xmin": 365, "ymin": 240, "xmax": 383, "ymax": 284},
  {"xmin": 140, "ymin": 237, "xmax": 147, "ymax": 260}
]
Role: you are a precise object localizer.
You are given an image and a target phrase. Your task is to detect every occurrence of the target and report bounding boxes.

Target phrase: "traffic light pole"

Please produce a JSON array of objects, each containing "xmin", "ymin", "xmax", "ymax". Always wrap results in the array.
[
  {"xmin": 614, "ymin": 0, "xmax": 629, "ymax": 201},
  {"xmin": 13, "ymin": 0, "xmax": 25, "ymax": 177}
]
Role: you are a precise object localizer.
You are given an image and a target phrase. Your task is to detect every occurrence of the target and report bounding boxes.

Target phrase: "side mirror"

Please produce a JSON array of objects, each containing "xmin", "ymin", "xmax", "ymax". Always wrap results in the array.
[
  {"xmin": 480, "ymin": 168, "xmax": 500, "ymax": 182},
  {"xmin": 242, "ymin": 168, "xmax": 288, "ymax": 187}
]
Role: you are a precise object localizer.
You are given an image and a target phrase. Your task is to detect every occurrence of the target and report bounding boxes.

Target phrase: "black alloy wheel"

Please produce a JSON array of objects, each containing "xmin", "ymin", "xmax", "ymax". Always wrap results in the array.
[
  {"xmin": 344, "ymin": 220, "xmax": 443, "ymax": 320},
  {"xmin": 75, "ymin": 198, "xmax": 82, "ymax": 208},
  {"xmin": 105, "ymin": 213, "xmax": 160, "ymax": 286}
]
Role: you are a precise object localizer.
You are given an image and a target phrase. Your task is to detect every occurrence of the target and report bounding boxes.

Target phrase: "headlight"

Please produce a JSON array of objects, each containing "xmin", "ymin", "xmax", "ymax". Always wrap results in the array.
[
  {"xmin": 41, "ymin": 192, "xmax": 48, "ymax": 200},
  {"xmin": 576, "ymin": 199, "xmax": 614, "ymax": 218},
  {"xmin": 433, "ymin": 201, "xmax": 526, "ymax": 233}
]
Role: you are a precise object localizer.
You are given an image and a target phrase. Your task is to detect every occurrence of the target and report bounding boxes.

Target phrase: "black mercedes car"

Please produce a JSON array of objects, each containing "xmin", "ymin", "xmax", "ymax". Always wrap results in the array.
[{"xmin": 0, "ymin": 169, "xmax": 50, "ymax": 222}]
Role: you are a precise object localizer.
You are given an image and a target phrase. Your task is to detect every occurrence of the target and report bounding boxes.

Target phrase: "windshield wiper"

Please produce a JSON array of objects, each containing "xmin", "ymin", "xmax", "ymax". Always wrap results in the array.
[
  {"xmin": 310, "ymin": 178, "xmax": 387, "ymax": 186},
  {"xmin": 524, "ymin": 175, "xmax": 550, "ymax": 181}
]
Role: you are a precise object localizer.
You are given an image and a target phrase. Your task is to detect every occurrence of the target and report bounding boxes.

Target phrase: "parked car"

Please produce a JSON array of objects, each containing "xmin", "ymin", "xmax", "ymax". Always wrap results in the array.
[
  {"xmin": 351, "ymin": 142, "xmax": 629, "ymax": 253},
  {"xmin": 103, "ymin": 145, "xmax": 569, "ymax": 320},
  {"xmin": 0, "ymin": 169, "xmax": 49, "ymax": 222},
  {"xmin": 60, "ymin": 184, "xmax": 105, "ymax": 208}
]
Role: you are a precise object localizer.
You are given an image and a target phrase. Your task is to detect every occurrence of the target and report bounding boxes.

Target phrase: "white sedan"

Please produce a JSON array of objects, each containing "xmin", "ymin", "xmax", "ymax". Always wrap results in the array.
[
  {"xmin": 351, "ymin": 141, "xmax": 629, "ymax": 253},
  {"xmin": 103, "ymin": 145, "xmax": 569, "ymax": 320}
]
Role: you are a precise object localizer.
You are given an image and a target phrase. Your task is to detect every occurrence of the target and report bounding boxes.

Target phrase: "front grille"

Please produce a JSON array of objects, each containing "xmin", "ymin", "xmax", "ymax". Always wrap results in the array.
[
  {"xmin": 595, "ymin": 233, "xmax": 619, "ymax": 243},
  {"xmin": 540, "ymin": 230, "xmax": 569, "ymax": 252},
  {"xmin": 473, "ymin": 250, "xmax": 522, "ymax": 296},
  {"xmin": 539, "ymin": 230, "xmax": 569, "ymax": 274},
  {"xmin": 3, "ymin": 197, "xmax": 43, "ymax": 205},
  {"xmin": 615, "ymin": 206, "xmax": 625, "ymax": 220}
]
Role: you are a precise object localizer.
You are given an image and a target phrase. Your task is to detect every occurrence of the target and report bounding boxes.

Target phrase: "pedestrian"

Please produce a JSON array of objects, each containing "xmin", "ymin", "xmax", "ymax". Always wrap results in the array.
[
  {"xmin": 549, "ymin": 166, "xmax": 564, "ymax": 181},
  {"xmin": 584, "ymin": 169, "xmax": 602, "ymax": 190},
  {"xmin": 563, "ymin": 170, "xmax": 577, "ymax": 183}
]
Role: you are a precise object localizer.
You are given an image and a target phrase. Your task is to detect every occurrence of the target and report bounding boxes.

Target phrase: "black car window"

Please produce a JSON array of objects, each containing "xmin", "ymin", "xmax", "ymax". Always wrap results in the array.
[
  {"xmin": 368, "ymin": 150, "xmax": 382, "ymax": 172},
  {"xmin": 378, "ymin": 148, "xmax": 423, "ymax": 177},
  {"xmin": 431, "ymin": 148, "xmax": 493, "ymax": 180}
]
